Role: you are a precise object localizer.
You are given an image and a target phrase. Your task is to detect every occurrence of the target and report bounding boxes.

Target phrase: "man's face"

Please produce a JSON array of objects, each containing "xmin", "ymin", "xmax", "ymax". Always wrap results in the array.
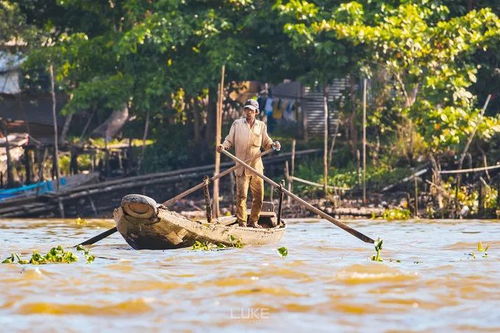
[{"xmin": 244, "ymin": 107, "xmax": 257, "ymax": 122}]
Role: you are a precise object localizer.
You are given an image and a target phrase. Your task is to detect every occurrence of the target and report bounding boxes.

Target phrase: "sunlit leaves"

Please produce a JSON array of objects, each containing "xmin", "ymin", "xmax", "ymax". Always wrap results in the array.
[{"xmin": 286, "ymin": 1, "xmax": 500, "ymax": 154}]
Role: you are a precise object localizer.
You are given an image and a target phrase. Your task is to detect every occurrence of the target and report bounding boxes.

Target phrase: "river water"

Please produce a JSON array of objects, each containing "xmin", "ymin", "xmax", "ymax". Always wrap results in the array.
[{"xmin": 0, "ymin": 218, "xmax": 499, "ymax": 332}]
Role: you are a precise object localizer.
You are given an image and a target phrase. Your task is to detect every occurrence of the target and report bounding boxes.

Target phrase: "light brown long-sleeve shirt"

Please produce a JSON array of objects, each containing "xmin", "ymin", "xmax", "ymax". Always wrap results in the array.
[{"xmin": 222, "ymin": 118, "xmax": 273, "ymax": 176}]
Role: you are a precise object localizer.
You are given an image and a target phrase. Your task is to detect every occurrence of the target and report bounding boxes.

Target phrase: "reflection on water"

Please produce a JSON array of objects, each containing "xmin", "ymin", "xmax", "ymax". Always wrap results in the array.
[{"xmin": 0, "ymin": 218, "xmax": 499, "ymax": 332}]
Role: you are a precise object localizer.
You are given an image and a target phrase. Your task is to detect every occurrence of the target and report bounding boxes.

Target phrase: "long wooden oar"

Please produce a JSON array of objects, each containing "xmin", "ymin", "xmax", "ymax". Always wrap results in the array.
[
  {"xmin": 77, "ymin": 227, "xmax": 118, "ymax": 246},
  {"xmin": 76, "ymin": 149, "xmax": 273, "ymax": 246},
  {"xmin": 221, "ymin": 149, "xmax": 375, "ymax": 244}
]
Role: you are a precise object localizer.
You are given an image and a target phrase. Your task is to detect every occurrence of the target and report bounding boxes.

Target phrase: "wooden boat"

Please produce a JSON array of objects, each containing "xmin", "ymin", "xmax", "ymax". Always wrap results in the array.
[{"xmin": 113, "ymin": 194, "xmax": 286, "ymax": 250}]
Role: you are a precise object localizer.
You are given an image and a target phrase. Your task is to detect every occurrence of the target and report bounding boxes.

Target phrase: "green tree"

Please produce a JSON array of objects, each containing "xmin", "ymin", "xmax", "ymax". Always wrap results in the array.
[
  {"xmin": 19, "ymin": 0, "xmax": 306, "ymax": 170},
  {"xmin": 282, "ymin": 1, "xmax": 500, "ymax": 162}
]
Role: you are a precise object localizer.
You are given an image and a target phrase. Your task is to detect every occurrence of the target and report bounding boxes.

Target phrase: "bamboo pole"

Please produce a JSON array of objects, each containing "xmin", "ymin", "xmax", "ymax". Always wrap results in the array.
[
  {"xmin": 289, "ymin": 139, "xmax": 295, "ymax": 204},
  {"xmin": 0, "ymin": 121, "xmax": 14, "ymax": 188},
  {"xmin": 323, "ymin": 84, "xmax": 329, "ymax": 196},
  {"xmin": 221, "ymin": 149, "xmax": 374, "ymax": 244},
  {"xmin": 203, "ymin": 176, "xmax": 212, "ymax": 223},
  {"xmin": 49, "ymin": 65, "xmax": 60, "ymax": 192},
  {"xmin": 362, "ymin": 78, "xmax": 367, "ymax": 203},
  {"xmin": 439, "ymin": 164, "xmax": 500, "ymax": 174},
  {"xmin": 288, "ymin": 175, "xmax": 349, "ymax": 191},
  {"xmin": 138, "ymin": 108, "xmax": 150, "ymax": 173},
  {"xmin": 213, "ymin": 64, "xmax": 225, "ymax": 218},
  {"xmin": 454, "ymin": 94, "xmax": 491, "ymax": 215},
  {"xmin": 414, "ymin": 175, "xmax": 418, "ymax": 218},
  {"xmin": 285, "ymin": 160, "xmax": 290, "ymax": 200}
]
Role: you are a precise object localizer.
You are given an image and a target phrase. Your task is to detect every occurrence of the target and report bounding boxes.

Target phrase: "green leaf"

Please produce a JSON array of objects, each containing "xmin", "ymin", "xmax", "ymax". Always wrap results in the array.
[{"xmin": 277, "ymin": 247, "xmax": 288, "ymax": 257}]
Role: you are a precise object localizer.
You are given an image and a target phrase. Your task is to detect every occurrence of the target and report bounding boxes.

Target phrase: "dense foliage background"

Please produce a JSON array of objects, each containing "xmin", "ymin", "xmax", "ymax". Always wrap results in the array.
[{"xmin": 1, "ymin": 1, "xmax": 499, "ymax": 215}]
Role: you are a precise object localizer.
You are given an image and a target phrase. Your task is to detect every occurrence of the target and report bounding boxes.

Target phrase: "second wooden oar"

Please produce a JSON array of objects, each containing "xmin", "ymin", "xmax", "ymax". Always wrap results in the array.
[
  {"xmin": 220, "ymin": 149, "xmax": 375, "ymax": 244},
  {"xmin": 77, "ymin": 226, "xmax": 118, "ymax": 246},
  {"xmin": 76, "ymin": 149, "xmax": 273, "ymax": 247}
]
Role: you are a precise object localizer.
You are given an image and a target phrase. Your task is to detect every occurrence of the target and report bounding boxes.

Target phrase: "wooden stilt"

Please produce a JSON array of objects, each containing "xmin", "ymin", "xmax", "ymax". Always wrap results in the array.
[{"xmin": 203, "ymin": 176, "xmax": 212, "ymax": 223}]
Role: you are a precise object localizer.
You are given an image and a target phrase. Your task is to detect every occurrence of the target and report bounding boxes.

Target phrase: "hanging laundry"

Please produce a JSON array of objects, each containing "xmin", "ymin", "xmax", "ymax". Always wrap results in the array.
[
  {"xmin": 264, "ymin": 97, "xmax": 273, "ymax": 115},
  {"xmin": 272, "ymin": 98, "xmax": 284, "ymax": 119},
  {"xmin": 283, "ymin": 99, "xmax": 294, "ymax": 121},
  {"xmin": 257, "ymin": 96, "xmax": 266, "ymax": 112},
  {"xmin": 285, "ymin": 100, "xmax": 297, "ymax": 121}
]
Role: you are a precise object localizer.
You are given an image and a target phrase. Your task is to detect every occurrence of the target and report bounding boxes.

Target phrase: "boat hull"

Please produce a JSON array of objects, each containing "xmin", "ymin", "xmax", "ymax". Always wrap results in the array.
[{"xmin": 114, "ymin": 195, "xmax": 286, "ymax": 250}]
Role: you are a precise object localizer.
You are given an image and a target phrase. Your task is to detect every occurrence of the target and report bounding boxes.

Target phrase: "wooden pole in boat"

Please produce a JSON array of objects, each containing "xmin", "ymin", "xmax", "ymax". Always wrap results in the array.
[
  {"xmin": 289, "ymin": 139, "xmax": 295, "ymax": 205},
  {"xmin": 75, "ymin": 149, "xmax": 274, "ymax": 246},
  {"xmin": 203, "ymin": 176, "xmax": 212, "ymax": 223},
  {"xmin": 285, "ymin": 161, "xmax": 290, "ymax": 200},
  {"xmin": 277, "ymin": 180, "xmax": 285, "ymax": 225},
  {"xmin": 213, "ymin": 64, "xmax": 225, "ymax": 219},
  {"xmin": 221, "ymin": 149, "xmax": 375, "ymax": 244}
]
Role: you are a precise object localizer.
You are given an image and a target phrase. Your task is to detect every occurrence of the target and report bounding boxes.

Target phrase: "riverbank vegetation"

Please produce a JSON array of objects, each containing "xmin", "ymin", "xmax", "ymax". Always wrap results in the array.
[{"xmin": 1, "ymin": 1, "xmax": 498, "ymax": 218}]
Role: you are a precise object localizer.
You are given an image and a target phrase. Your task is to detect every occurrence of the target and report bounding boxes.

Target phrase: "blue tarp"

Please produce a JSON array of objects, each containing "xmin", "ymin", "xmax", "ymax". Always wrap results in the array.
[{"xmin": 0, "ymin": 178, "xmax": 67, "ymax": 201}]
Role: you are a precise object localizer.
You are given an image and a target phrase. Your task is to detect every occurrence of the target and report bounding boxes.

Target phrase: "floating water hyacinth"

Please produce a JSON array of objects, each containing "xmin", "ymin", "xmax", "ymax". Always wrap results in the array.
[
  {"xmin": 371, "ymin": 238, "xmax": 384, "ymax": 262},
  {"xmin": 277, "ymin": 247, "xmax": 288, "ymax": 257},
  {"xmin": 477, "ymin": 242, "xmax": 489, "ymax": 257},
  {"xmin": 76, "ymin": 245, "xmax": 96, "ymax": 263},
  {"xmin": 191, "ymin": 241, "xmax": 220, "ymax": 251},
  {"xmin": 191, "ymin": 236, "xmax": 244, "ymax": 251},
  {"xmin": 467, "ymin": 242, "xmax": 490, "ymax": 259},
  {"xmin": 228, "ymin": 235, "xmax": 243, "ymax": 248},
  {"xmin": 2, "ymin": 245, "xmax": 95, "ymax": 264}
]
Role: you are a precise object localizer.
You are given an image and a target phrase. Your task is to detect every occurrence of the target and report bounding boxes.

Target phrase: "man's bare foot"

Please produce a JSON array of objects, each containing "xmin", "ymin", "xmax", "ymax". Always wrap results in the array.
[{"xmin": 248, "ymin": 222, "xmax": 262, "ymax": 228}]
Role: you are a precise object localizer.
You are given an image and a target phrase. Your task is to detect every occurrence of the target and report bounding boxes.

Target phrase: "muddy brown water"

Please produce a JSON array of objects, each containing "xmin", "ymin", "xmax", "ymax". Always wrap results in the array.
[{"xmin": 0, "ymin": 218, "xmax": 499, "ymax": 332}]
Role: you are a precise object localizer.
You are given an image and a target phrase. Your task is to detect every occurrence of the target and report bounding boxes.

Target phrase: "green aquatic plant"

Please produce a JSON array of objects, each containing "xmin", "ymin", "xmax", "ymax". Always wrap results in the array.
[
  {"xmin": 371, "ymin": 238, "xmax": 384, "ymax": 262},
  {"xmin": 76, "ymin": 245, "xmax": 95, "ymax": 263},
  {"xmin": 75, "ymin": 217, "xmax": 87, "ymax": 225},
  {"xmin": 191, "ymin": 241, "xmax": 218, "ymax": 251},
  {"xmin": 277, "ymin": 247, "xmax": 288, "ymax": 258},
  {"xmin": 477, "ymin": 242, "xmax": 489, "ymax": 256},
  {"xmin": 467, "ymin": 242, "xmax": 490, "ymax": 259},
  {"xmin": 467, "ymin": 242, "xmax": 489, "ymax": 259},
  {"xmin": 228, "ymin": 235, "xmax": 243, "ymax": 248},
  {"xmin": 2, "ymin": 245, "xmax": 95, "ymax": 264},
  {"xmin": 382, "ymin": 208, "xmax": 411, "ymax": 221},
  {"xmin": 191, "ymin": 235, "xmax": 244, "ymax": 251}
]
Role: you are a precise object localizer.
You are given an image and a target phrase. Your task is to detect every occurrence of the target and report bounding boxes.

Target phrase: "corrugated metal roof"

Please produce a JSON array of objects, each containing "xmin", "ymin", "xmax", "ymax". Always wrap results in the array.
[{"xmin": 303, "ymin": 78, "xmax": 348, "ymax": 137}]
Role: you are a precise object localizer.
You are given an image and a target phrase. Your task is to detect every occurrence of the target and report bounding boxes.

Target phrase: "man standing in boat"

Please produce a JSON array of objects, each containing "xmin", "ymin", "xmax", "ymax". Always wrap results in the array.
[{"xmin": 217, "ymin": 99, "xmax": 281, "ymax": 228}]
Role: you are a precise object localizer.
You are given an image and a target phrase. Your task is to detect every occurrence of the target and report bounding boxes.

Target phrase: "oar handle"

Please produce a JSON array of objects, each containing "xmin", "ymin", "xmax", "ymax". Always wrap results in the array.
[
  {"xmin": 221, "ymin": 149, "xmax": 375, "ymax": 244},
  {"xmin": 76, "ymin": 227, "xmax": 117, "ymax": 247}
]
